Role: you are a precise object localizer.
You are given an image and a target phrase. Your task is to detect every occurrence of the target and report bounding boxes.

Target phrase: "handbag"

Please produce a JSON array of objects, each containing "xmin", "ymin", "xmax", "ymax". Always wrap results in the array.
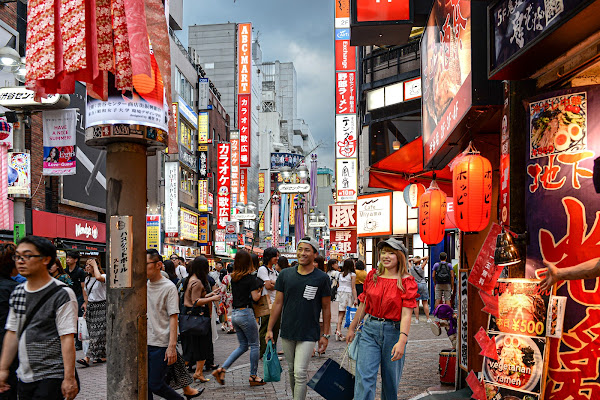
[
  {"xmin": 344, "ymin": 306, "xmax": 357, "ymax": 328},
  {"xmin": 263, "ymin": 340, "xmax": 282, "ymax": 382},
  {"xmin": 308, "ymin": 358, "xmax": 355, "ymax": 400},
  {"xmin": 252, "ymin": 294, "xmax": 272, "ymax": 318},
  {"xmin": 179, "ymin": 300, "xmax": 211, "ymax": 336}
]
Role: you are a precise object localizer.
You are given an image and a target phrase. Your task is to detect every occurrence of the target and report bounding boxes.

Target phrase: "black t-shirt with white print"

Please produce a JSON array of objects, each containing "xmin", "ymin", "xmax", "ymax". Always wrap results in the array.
[{"xmin": 275, "ymin": 266, "xmax": 331, "ymax": 342}]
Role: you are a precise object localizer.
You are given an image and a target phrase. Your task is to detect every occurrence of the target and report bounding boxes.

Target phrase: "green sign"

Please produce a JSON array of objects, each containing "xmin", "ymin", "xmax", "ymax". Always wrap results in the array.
[{"xmin": 13, "ymin": 223, "xmax": 25, "ymax": 243}]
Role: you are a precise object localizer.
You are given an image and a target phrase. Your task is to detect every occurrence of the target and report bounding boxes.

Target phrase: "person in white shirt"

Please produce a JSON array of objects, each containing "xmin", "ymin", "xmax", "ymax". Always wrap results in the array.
[
  {"xmin": 77, "ymin": 258, "xmax": 107, "ymax": 367},
  {"xmin": 170, "ymin": 254, "xmax": 189, "ymax": 283},
  {"xmin": 257, "ymin": 247, "xmax": 280, "ymax": 357},
  {"xmin": 335, "ymin": 259, "xmax": 357, "ymax": 341}
]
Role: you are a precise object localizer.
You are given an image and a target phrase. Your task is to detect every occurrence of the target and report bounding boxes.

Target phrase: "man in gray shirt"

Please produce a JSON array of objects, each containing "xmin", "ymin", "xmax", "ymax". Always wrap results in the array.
[
  {"xmin": 0, "ymin": 236, "xmax": 78, "ymax": 400},
  {"xmin": 409, "ymin": 255, "xmax": 431, "ymax": 323}
]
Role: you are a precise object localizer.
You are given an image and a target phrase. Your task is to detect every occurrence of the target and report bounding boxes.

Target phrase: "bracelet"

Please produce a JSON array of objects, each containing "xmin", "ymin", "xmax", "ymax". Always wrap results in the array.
[{"xmin": 400, "ymin": 332, "xmax": 408, "ymax": 338}]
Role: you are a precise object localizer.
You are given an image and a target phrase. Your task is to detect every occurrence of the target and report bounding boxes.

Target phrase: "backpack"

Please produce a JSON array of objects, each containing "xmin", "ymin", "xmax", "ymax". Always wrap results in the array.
[{"xmin": 435, "ymin": 262, "xmax": 451, "ymax": 284}]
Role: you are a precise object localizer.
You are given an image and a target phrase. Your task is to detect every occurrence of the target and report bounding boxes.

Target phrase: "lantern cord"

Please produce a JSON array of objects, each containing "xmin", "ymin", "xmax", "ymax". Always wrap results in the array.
[{"xmin": 465, "ymin": 141, "xmax": 480, "ymax": 155}]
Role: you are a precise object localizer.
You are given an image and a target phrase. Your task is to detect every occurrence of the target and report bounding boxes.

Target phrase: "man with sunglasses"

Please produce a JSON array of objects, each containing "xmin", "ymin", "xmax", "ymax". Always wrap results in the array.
[{"xmin": 0, "ymin": 236, "xmax": 78, "ymax": 400}]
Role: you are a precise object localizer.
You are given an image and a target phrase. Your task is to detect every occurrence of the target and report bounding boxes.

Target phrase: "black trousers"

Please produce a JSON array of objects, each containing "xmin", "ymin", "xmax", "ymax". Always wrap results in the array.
[{"xmin": 18, "ymin": 379, "xmax": 63, "ymax": 400}]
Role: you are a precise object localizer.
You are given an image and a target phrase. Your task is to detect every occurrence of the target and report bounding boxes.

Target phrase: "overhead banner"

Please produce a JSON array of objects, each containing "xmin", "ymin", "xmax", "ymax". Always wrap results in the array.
[
  {"xmin": 336, "ymin": 158, "xmax": 358, "ymax": 202},
  {"xmin": 8, "ymin": 152, "xmax": 30, "ymax": 197},
  {"xmin": 335, "ymin": 114, "xmax": 357, "ymax": 158},
  {"xmin": 146, "ymin": 215, "xmax": 161, "ymax": 250},
  {"xmin": 198, "ymin": 111, "xmax": 209, "ymax": 144},
  {"xmin": 217, "ymin": 143, "xmax": 231, "ymax": 229},
  {"xmin": 238, "ymin": 94, "xmax": 251, "ymax": 167},
  {"xmin": 42, "ymin": 109, "xmax": 77, "ymax": 176},
  {"xmin": 164, "ymin": 162, "xmax": 179, "ymax": 237},
  {"xmin": 180, "ymin": 209, "xmax": 199, "ymax": 241},
  {"xmin": 357, "ymin": 192, "xmax": 393, "ymax": 237},
  {"xmin": 198, "ymin": 214, "xmax": 209, "ymax": 244},
  {"xmin": 270, "ymin": 152, "xmax": 303, "ymax": 169}
]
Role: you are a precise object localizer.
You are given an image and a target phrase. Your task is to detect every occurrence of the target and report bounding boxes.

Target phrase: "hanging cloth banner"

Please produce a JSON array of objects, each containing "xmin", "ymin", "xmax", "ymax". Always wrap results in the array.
[{"xmin": 42, "ymin": 109, "xmax": 77, "ymax": 176}]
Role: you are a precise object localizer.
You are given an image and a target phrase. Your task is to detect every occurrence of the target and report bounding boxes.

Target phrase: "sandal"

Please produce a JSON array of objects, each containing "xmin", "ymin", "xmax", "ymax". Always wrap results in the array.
[
  {"xmin": 193, "ymin": 373, "xmax": 210, "ymax": 383},
  {"xmin": 212, "ymin": 367, "xmax": 226, "ymax": 385},
  {"xmin": 249, "ymin": 375, "xmax": 266, "ymax": 386},
  {"xmin": 76, "ymin": 358, "xmax": 89, "ymax": 368},
  {"xmin": 93, "ymin": 359, "xmax": 106, "ymax": 364}
]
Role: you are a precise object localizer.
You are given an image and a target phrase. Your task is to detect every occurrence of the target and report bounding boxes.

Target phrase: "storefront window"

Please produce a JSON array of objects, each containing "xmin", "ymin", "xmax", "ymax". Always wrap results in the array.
[{"xmin": 179, "ymin": 120, "xmax": 194, "ymax": 152}]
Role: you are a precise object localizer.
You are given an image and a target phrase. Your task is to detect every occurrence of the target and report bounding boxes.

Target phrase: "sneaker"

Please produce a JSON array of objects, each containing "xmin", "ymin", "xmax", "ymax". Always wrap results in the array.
[
  {"xmin": 414, "ymin": 319, "xmax": 419, "ymax": 324},
  {"xmin": 426, "ymin": 318, "xmax": 432, "ymax": 324}
]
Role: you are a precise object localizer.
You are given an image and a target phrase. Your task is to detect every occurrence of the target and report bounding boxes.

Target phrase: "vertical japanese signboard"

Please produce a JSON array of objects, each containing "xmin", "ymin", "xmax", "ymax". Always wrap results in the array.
[
  {"xmin": 500, "ymin": 82, "xmax": 510, "ymax": 226},
  {"xmin": 217, "ymin": 143, "xmax": 231, "ymax": 230},
  {"xmin": 198, "ymin": 179, "xmax": 208, "ymax": 212},
  {"xmin": 525, "ymin": 86, "xmax": 600, "ymax": 400},
  {"xmin": 109, "ymin": 215, "xmax": 132, "ymax": 288},
  {"xmin": 329, "ymin": 204, "xmax": 357, "ymax": 229},
  {"xmin": 198, "ymin": 112, "xmax": 209, "ymax": 144},
  {"xmin": 230, "ymin": 130, "xmax": 240, "ymax": 204},
  {"xmin": 258, "ymin": 172, "xmax": 266, "ymax": 231},
  {"xmin": 198, "ymin": 214, "xmax": 209, "ymax": 244},
  {"xmin": 198, "ymin": 145, "xmax": 208, "ymax": 180},
  {"xmin": 336, "ymin": 158, "xmax": 358, "ymax": 202},
  {"xmin": 164, "ymin": 162, "xmax": 179, "ymax": 237},
  {"xmin": 336, "ymin": 72, "xmax": 356, "ymax": 114},
  {"xmin": 146, "ymin": 215, "xmax": 161, "ymax": 250},
  {"xmin": 335, "ymin": 115, "xmax": 357, "ymax": 159},
  {"xmin": 238, "ymin": 94, "xmax": 251, "ymax": 167},
  {"xmin": 238, "ymin": 22, "xmax": 252, "ymax": 167}
]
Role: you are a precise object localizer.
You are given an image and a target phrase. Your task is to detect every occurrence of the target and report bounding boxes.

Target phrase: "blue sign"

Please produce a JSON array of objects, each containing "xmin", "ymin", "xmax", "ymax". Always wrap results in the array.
[
  {"xmin": 335, "ymin": 29, "xmax": 350, "ymax": 40},
  {"xmin": 178, "ymin": 96, "xmax": 198, "ymax": 128}
]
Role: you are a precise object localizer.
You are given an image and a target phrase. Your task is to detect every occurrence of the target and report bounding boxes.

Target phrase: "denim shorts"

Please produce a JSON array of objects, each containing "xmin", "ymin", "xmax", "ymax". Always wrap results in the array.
[{"xmin": 416, "ymin": 282, "xmax": 429, "ymax": 301}]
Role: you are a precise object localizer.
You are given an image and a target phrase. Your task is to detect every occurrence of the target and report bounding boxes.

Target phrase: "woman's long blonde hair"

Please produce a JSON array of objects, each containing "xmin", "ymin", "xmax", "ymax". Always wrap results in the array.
[{"xmin": 373, "ymin": 244, "xmax": 408, "ymax": 291}]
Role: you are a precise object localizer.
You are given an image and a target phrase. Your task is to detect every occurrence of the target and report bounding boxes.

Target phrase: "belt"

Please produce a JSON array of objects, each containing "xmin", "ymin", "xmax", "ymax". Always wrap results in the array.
[
  {"xmin": 233, "ymin": 307, "xmax": 248, "ymax": 310},
  {"xmin": 366, "ymin": 314, "xmax": 399, "ymax": 323}
]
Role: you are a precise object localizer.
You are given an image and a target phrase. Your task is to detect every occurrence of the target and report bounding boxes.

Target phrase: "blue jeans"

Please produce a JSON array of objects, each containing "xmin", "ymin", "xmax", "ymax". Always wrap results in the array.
[
  {"xmin": 147, "ymin": 346, "xmax": 183, "ymax": 400},
  {"xmin": 222, "ymin": 308, "xmax": 260, "ymax": 376},
  {"xmin": 355, "ymin": 317, "xmax": 407, "ymax": 400}
]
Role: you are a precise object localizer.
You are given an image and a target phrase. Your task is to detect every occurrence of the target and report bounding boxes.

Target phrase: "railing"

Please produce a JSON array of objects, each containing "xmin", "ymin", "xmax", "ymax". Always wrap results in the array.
[{"xmin": 362, "ymin": 40, "xmax": 421, "ymax": 85}]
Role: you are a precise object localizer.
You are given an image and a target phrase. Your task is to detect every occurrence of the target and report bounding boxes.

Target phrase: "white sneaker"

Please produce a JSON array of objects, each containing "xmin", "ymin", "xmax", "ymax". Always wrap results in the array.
[
  {"xmin": 426, "ymin": 318, "xmax": 432, "ymax": 324},
  {"xmin": 414, "ymin": 319, "xmax": 419, "ymax": 324}
]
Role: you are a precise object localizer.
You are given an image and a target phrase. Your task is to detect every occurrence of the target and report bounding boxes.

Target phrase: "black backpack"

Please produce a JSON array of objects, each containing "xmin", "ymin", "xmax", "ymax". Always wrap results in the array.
[{"xmin": 435, "ymin": 262, "xmax": 451, "ymax": 284}]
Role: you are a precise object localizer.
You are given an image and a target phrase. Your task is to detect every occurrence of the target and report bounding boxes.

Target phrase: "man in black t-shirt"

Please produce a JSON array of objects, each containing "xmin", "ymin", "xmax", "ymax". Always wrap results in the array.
[
  {"xmin": 65, "ymin": 251, "xmax": 87, "ymax": 350},
  {"xmin": 266, "ymin": 237, "xmax": 331, "ymax": 400}
]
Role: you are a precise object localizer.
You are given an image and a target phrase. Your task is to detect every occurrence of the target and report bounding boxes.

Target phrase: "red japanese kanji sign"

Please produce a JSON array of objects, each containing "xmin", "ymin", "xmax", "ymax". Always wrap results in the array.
[
  {"xmin": 217, "ymin": 143, "xmax": 230, "ymax": 230},
  {"xmin": 329, "ymin": 204, "xmax": 357, "ymax": 229},
  {"xmin": 336, "ymin": 72, "xmax": 356, "ymax": 114},
  {"xmin": 467, "ymin": 223, "xmax": 504, "ymax": 292}
]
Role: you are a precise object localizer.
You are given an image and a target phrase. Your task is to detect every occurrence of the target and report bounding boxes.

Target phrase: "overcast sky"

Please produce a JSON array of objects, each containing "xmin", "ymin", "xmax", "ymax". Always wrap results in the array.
[{"xmin": 176, "ymin": 0, "xmax": 336, "ymax": 168}]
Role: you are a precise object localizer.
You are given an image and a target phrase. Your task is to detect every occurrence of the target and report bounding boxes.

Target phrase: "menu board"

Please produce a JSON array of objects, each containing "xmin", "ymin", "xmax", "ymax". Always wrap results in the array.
[{"xmin": 483, "ymin": 279, "xmax": 552, "ymax": 400}]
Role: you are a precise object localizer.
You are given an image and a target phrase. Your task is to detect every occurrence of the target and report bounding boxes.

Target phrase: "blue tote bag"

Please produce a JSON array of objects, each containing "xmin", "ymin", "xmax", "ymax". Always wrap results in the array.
[
  {"xmin": 263, "ymin": 340, "xmax": 282, "ymax": 382},
  {"xmin": 308, "ymin": 358, "xmax": 354, "ymax": 400},
  {"xmin": 344, "ymin": 306, "xmax": 357, "ymax": 328}
]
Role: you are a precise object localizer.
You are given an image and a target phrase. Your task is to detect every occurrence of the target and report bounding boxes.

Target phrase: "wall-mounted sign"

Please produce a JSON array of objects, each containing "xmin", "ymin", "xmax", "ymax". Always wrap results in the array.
[
  {"xmin": 336, "ymin": 72, "xmax": 356, "ymax": 115},
  {"xmin": 355, "ymin": 0, "xmax": 411, "ymax": 22},
  {"xmin": 335, "ymin": 40, "xmax": 356, "ymax": 71},
  {"xmin": 357, "ymin": 192, "xmax": 393, "ymax": 237},
  {"xmin": 8, "ymin": 151, "xmax": 30, "ymax": 197},
  {"xmin": 421, "ymin": 0, "xmax": 472, "ymax": 166},
  {"xmin": 336, "ymin": 158, "xmax": 358, "ymax": 202},
  {"xmin": 180, "ymin": 209, "xmax": 199, "ymax": 241},
  {"xmin": 217, "ymin": 143, "xmax": 230, "ymax": 229},
  {"xmin": 198, "ymin": 78, "xmax": 209, "ymax": 111},
  {"xmin": 459, "ymin": 270, "xmax": 468, "ymax": 371},
  {"xmin": 240, "ymin": 168, "xmax": 247, "ymax": 204},
  {"xmin": 198, "ymin": 179, "xmax": 208, "ymax": 212},
  {"xmin": 0, "ymin": 87, "xmax": 69, "ymax": 109},
  {"xmin": 146, "ymin": 215, "xmax": 161, "ymax": 250},
  {"xmin": 198, "ymin": 111, "xmax": 209, "ymax": 144},
  {"xmin": 270, "ymin": 152, "xmax": 303, "ymax": 170},
  {"xmin": 178, "ymin": 97, "xmax": 198, "ymax": 129},
  {"xmin": 404, "ymin": 77, "xmax": 422, "ymax": 101},
  {"xmin": 279, "ymin": 183, "xmax": 310, "ymax": 194},
  {"xmin": 198, "ymin": 214, "xmax": 209, "ymax": 244},
  {"xmin": 335, "ymin": 115, "xmax": 357, "ymax": 158},
  {"xmin": 330, "ymin": 229, "xmax": 357, "ymax": 253},
  {"xmin": 230, "ymin": 130, "xmax": 240, "ymax": 195},
  {"xmin": 42, "ymin": 109, "xmax": 77, "ymax": 176},
  {"xmin": 334, "ymin": 0, "xmax": 350, "ymax": 28},
  {"xmin": 238, "ymin": 94, "xmax": 251, "ymax": 167},
  {"xmin": 237, "ymin": 23, "xmax": 252, "ymax": 94},
  {"xmin": 225, "ymin": 220, "xmax": 239, "ymax": 242},
  {"xmin": 329, "ymin": 203, "xmax": 357, "ymax": 229},
  {"xmin": 109, "ymin": 215, "xmax": 132, "ymax": 288},
  {"xmin": 178, "ymin": 145, "xmax": 196, "ymax": 171},
  {"xmin": 164, "ymin": 162, "xmax": 179, "ymax": 237},
  {"xmin": 198, "ymin": 145, "xmax": 208, "ymax": 179},
  {"xmin": 208, "ymin": 192, "xmax": 213, "ymax": 214}
]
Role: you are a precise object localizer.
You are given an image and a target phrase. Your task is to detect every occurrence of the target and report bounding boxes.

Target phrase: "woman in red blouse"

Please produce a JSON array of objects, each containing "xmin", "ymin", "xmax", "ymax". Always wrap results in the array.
[{"xmin": 346, "ymin": 238, "xmax": 418, "ymax": 400}]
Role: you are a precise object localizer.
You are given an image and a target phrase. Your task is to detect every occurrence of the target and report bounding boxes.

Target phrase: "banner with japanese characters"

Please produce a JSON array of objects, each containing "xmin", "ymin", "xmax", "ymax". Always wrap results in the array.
[
  {"xmin": 335, "ymin": 115, "xmax": 357, "ymax": 158},
  {"xmin": 329, "ymin": 204, "xmax": 357, "ymax": 229},
  {"xmin": 42, "ymin": 109, "xmax": 77, "ymax": 176},
  {"xmin": 217, "ymin": 143, "xmax": 231, "ymax": 230},
  {"xmin": 164, "ymin": 162, "xmax": 179, "ymax": 237},
  {"xmin": 525, "ymin": 85, "xmax": 600, "ymax": 400},
  {"xmin": 330, "ymin": 229, "xmax": 357, "ymax": 254}
]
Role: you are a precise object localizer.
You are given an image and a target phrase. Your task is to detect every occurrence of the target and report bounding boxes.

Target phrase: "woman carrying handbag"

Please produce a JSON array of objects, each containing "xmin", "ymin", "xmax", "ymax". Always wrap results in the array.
[
  {"xmin": 346, "ymin": 238, "xmax": 418, "ymax": 400},
  {"xmin": 181, "ymin": 256, "xmax": 220, "ymax": 383}
]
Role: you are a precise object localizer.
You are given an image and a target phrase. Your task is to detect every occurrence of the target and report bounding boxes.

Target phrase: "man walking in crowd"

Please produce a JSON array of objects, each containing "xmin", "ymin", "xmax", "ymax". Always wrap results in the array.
[
  {"xmin": 64, "ymin": 251, "xmax": 87, "ymax": 350},
  {"xmin": 409, "ymin": 255, "xmax": 431, "ymax": 323},
  {"xmin": 171, "ymin": 255, "xmax": 188, "ymax": 283},
  {"xmin": 257, "ymin": 247, "xmax": 280, "ymax": 357},
  {"xmin": 0, "ymin": 236, "xmax": 79, "ymax": 400},
  {"xmin": 266, "ymin": 237, "xmax": 331, "ymax": 400},
  {"xmin": 432, "ymin": 252, "xmax": 454, "ymax": 308},
  {"xmin": 147, "ymin": 249, "xmax": 184, "ymax": 400}
]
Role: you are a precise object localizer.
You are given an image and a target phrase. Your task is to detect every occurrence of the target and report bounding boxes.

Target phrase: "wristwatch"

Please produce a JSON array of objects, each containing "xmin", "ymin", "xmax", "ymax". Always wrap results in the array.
[{"xmin": 322, "ymin": 334, "xmax": 330, "ymax": 339}]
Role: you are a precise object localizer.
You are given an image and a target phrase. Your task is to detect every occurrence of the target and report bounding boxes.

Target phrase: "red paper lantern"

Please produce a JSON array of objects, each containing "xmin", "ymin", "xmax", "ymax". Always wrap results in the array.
[
  {"xmin": 452, "ymin": 153, "xmax": 492, "ymax": 232},
  {"xmin": 418, "ymin": 181, "xmax": 447, "ymax": 245},
  {"xmin": 403, "ymin": 183, "xmax": 426, "ymax": 208}
]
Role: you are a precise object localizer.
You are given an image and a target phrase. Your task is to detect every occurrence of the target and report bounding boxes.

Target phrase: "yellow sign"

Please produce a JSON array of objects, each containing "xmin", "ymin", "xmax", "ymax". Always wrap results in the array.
[
  {"xmin": 198, "ymin": 112, "xmax": 209, "ymax": 143},
  {"xmin": 180, "ymin": 209, "xmax": 199, "ymax": 241},
  {"xmin": 146, "ymin": 215, "xmax": 161, "ymax": 250},
  {"xmin": 198, "ymin": 179, "xmax": 208, "ymax": 211}
]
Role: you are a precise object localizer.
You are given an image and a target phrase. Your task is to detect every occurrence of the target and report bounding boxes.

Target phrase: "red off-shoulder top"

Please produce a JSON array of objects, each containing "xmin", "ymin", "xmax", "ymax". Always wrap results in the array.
[{"xmin": 358, "ymin": 270, "xmax": 418, "ymax": 321}]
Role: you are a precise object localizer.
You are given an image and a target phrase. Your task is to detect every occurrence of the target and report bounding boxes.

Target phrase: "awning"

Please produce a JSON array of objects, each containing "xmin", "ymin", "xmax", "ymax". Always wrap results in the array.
[{"xmin": 369, "ymin": 137, "xmax": 453, "ymax": 196}]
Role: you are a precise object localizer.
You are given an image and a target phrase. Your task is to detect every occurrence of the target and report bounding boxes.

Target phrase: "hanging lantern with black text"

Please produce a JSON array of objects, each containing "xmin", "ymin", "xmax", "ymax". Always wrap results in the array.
[
  {"xmin": 452, "ymin": 143, "xmax": 493, "ymax": 233},
  {"xmin": 418, "ymin": 180, "xmax": 447, "ymax": 245},
  {"xmin": 403, "ymin": 183, "xmax": 426, "ymax": 208}
]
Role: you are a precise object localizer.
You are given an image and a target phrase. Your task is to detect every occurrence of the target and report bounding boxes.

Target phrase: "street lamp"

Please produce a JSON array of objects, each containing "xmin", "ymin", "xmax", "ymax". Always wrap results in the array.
[
  {"xmin": 0, "ymin": 47, "xmax": 20, "ymax": 72},
  {"xmin": 279, "ymin": 163, "xmax": 311, "ymax": 194}
]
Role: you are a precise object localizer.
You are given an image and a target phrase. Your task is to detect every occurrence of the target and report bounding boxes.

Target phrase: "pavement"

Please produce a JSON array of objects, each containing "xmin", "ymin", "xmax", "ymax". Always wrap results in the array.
[{"xmin": 75, "ymin": 314, "xmax": 455, "ymax": 400}]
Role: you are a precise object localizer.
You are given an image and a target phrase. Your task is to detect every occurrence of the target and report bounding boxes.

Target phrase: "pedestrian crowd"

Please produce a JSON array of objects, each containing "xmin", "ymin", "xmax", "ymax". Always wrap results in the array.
[{"xmin": 0, "ymin": 235, "xmax": 472, "ymax": 400}]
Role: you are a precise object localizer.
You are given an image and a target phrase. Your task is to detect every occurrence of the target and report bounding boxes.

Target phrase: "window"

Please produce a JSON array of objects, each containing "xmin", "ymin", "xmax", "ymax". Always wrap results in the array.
[
  {"xmin": 175, "ymin": 68, "xmax": 194, "ymax": 106},
  {"xmin": 179, "ymin": 120, "xmax": 194, "ymax": 152},
  {"xmin": 180, "ymin": 167, "xmax": 194, "ymax": 194}
]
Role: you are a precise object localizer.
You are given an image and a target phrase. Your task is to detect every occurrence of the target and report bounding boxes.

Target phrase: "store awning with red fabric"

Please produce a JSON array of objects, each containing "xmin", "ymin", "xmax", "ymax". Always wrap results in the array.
[{"xmin": 368, "ymin": 137, "xmax": 453, "ymax": 196}]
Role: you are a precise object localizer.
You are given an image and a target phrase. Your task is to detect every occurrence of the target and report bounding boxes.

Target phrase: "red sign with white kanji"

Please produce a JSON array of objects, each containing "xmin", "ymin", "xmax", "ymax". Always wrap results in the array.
[
  {"xmin": 356, "ymin": 0, "xmax": 411, "ymax": 22},
  {"xmin": 330, "ymin": 229, "xmax": 357, "ymax": 254},
  {"xmin": 329, "ymin": 204, "xmax": 357, "ymax": 229},
  {"xmin": 467, "ymin": 223, "xmax": 504, "ymax": 292},
  {"xmin": 238, "ymin": 94, "xmax": 251, "ymax": 167},
  {"xmin": 217, "ymin": 143, "xmax": 231, "ymax": 230},
  {"xmin": 335, "ymin": 40, "xmax": 356, "ymax": 71},
  {"xmin": 336, "ymin": 72, "xmax": 356, "ymax": 114},
  {"xmin": 230, "ymin": 134, "xmax": 239, "ymax": 195}
]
